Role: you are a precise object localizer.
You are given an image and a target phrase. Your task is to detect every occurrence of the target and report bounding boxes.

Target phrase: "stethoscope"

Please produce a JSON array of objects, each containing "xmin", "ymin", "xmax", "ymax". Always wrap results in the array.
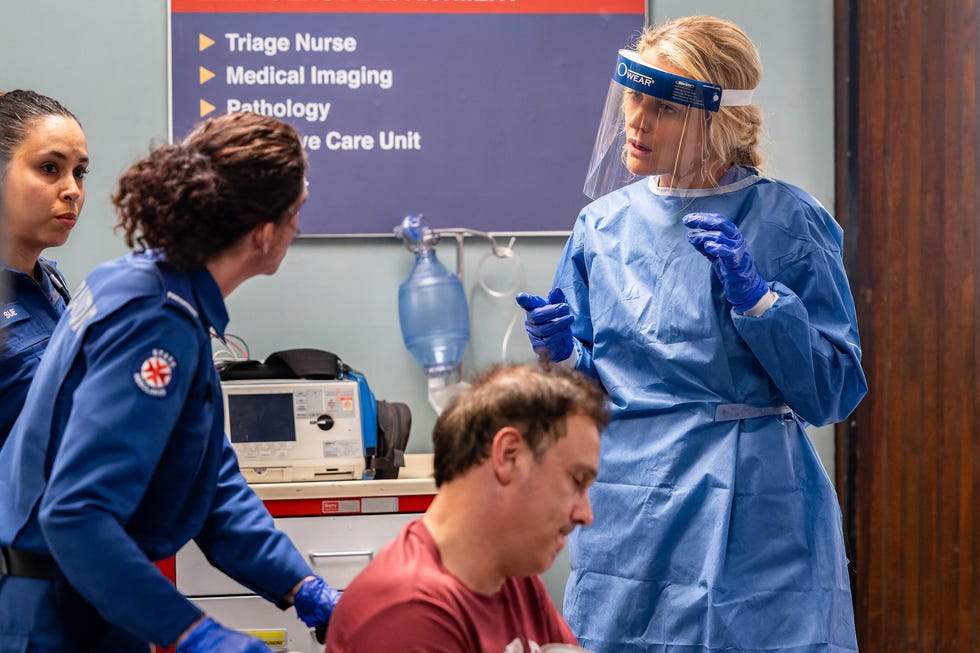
[{"xmin": 38, "ymin": 260, "xmax": 71, "ymax": 305}]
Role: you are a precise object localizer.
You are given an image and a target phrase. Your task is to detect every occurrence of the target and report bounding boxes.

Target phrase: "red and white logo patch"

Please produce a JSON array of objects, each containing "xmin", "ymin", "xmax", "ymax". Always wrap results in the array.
[
  {"xmin": 141, "ymin": 356, "xmax": 172, "ymax": 388},
  {"xmin": 133, "ymin": 348, "xmax": 178, "ymax": 397}
]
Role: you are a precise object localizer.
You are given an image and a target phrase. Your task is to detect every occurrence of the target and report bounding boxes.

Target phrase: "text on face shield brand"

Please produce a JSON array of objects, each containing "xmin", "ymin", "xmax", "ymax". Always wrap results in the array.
[{"xmin": 618, "ymin": 63, "xmax": 655, "ymax": 88}]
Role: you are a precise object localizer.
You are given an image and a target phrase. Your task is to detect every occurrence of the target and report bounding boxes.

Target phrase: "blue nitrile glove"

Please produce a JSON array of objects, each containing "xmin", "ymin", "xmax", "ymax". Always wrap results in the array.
[
  {"xmin": 515, "ymin": 287, "xmax": 575, "ymax": 362},
  {"xmin": 176, "ymin": 617, "xmax": 272, "ymax": 653},
  {"xmin": 293, "ymin": 576, "xmax": 341, "ymax": 639},
  {"xmin": 683, "ymin": 212, "xmax": 770, "ymax": 313}
]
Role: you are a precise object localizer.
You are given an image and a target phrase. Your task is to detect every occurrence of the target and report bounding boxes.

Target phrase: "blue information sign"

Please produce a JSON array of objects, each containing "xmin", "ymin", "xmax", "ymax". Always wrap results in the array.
[{"xmin": 170, "ymin": 0, "xmax": 643, "ymax": 235}]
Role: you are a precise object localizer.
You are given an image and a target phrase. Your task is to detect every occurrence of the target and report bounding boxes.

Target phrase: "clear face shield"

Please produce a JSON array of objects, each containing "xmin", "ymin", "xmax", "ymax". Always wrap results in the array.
[{"xmin": 583, "ymin": 49, "xmax": 753, "ymax": 199}]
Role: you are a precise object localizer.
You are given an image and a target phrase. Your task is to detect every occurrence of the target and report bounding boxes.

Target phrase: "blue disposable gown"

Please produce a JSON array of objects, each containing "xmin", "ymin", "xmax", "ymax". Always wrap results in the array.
[
  {"xmin": 0, "ymin": 259, "xmax": 69, "ymax": 448},
  {"xmin": 0, "ymin": 251, "xmax": 312, "ymax": 652},
  {"xmin": 558, "ymin": 168, "xmax": 867, "ymax": 652}
]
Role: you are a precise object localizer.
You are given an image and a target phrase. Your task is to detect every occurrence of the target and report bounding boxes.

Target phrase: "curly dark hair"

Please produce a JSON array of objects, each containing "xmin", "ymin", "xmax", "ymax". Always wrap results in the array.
[
  {"xmin": 432, "ymin": 363, "xmax": 610, "ymax": 487},
  {"xmin": 112, "ymin": 112, "xmax": 307, "ymax": 270},
  {"xmin": 0, "ymin": 90, "xmax": 79, "ymax": 171}
]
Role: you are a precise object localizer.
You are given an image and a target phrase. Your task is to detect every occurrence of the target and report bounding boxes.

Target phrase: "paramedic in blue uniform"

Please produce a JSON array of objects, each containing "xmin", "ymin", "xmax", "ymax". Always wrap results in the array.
[
  {"xmin": 0, "ymin": 111, "xmax": 340, "ymax": 653},
  {"xmin": 517, "ymin": 16, "xmax": 868, "ymax": 653},
  {"xmin": 0, "ymin": 90, "xmax": 86, "ymax": 448}
]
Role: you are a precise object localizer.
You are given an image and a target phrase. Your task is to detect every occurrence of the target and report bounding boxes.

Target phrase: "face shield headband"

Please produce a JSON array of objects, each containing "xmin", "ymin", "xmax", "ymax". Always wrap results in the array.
[{"xmin": 583, "ymin": 49, "xmax": 755, "ymax": 200}]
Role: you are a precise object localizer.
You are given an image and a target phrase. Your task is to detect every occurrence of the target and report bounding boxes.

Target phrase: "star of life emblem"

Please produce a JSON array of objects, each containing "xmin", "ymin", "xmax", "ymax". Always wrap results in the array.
[{"xmin": 134, "ymin": 348, "xmax": 178, "ymax": 397}]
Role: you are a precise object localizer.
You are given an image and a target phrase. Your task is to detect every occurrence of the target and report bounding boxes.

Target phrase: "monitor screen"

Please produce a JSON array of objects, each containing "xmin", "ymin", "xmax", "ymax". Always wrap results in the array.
[{"xmin": 227, "ymin": 393, "xmax": 297, "ymax": 444}]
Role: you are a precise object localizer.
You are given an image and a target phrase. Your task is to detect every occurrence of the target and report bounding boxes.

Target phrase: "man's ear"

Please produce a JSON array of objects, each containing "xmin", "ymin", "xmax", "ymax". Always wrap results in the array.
[{"xmin": 489, "ymin": 426, "xmax": 525, "ymax": 485}]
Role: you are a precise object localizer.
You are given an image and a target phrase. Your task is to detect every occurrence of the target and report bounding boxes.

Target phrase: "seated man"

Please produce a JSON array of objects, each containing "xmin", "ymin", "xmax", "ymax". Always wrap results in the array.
[{"xmin": 325, "ymin": 363, "xmax": 609, "ymax": 653}]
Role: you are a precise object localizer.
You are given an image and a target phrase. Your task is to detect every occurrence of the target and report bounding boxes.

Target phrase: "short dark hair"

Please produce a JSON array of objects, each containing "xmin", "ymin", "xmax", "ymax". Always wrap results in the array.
[
  {"xmin": 112, "ymin": 111, "xmax": 307, "ymax": 270},
  {"xmin": 432, "ymin": 363, "xmax": 610, "ymax": 487},
  {"xmin": 0, "ymin": 90, "xmax": 78, "ymax": 172}
]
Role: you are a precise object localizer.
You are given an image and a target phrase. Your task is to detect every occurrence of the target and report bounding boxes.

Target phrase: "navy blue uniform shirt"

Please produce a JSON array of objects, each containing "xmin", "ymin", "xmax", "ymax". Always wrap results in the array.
[
  {"xmin": 0, "ymin": 258, "xmax": 69, "ymax": 448},
  {"xmin": 0, "ymin": 251, "xmax": 312, "ymax": 651}
]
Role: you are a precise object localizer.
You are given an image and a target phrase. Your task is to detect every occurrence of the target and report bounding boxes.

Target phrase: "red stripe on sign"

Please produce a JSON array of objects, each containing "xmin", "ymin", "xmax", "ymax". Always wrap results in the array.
[
  {"xmin": 321, "ymin": 499, "xmax": 362, "ymax": 514},
  {"xmin": 172, "ymin": 0, "xmax": 642, "ymax": 15},
  {"xmin": 399, "ymin": 494, "xmax": 436, "ymax": 512},
  {"xmin": 262, "ymin": 495, "xmax": 435, "ymax": 516},
  {"xmin": 265, "ymin": 498, "xmax": 331, "ymax": 516},
  {"xmin": 156, "ymin": 556, "xmax": 177, "ymax": 583}
]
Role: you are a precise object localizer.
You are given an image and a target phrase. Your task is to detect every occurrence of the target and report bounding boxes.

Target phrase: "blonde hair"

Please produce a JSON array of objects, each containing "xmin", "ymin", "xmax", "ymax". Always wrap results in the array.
[{"xmin": 637, "ymin": 16, "xmax": 765, "ymax": 171}]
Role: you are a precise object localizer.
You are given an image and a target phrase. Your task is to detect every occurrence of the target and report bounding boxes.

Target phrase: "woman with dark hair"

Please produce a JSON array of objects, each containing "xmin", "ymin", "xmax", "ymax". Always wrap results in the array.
[
  {"xmin": 0, "ymin": 89, "xmax": 88, "ymax": 447},
  {"xmin": 0, "ymin": 111, "xmax": 339, "ymax": 653}
]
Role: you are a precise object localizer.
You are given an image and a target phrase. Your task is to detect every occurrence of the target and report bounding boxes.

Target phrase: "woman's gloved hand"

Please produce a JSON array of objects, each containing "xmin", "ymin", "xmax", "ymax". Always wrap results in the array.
[
  {"xmin": 683, "ymin": 212, "xmax": 769, "ymax": 313},
  {"xmin": 175, "ymin": 617, "xmax": 272, "ymax": 653},
  {"xmin": 515, "ymin": 287, "xmax": 574, "ymax": 362},
  {"xmin": 293, "ymin": 576, "xmax": 341, "ymax": 642}
]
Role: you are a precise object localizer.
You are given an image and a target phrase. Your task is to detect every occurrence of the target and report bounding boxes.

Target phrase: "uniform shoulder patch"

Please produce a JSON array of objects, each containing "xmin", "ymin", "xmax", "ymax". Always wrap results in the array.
[{"xmin": 133, "ymin": 348, "xmax": 178, "ymax": 397}]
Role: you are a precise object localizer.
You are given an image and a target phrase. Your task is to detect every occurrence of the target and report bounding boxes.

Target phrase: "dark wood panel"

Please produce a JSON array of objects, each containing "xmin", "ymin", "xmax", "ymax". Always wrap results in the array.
[{"xmin": 835, "ymin": 0, "xmax": 980, "ymax": 650}]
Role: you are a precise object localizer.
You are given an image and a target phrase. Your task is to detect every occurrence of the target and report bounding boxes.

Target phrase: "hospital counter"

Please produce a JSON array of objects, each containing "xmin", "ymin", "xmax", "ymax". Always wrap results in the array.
[
  {"xmin": 157, "ymin": 454, "xmax": 437, "ymax": 653},
  {"xmin": 250, "ymin": 452, "xmax": 436, "ymax": 502}
]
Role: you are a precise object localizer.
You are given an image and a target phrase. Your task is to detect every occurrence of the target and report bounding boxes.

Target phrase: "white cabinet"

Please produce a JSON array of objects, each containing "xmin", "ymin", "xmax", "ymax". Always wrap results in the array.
[
  {"xmin": 174, "ymin": 472, "xmax": 435, "ymax": 653},
  {"xmin": 173, "ymin": 486, "xmax": 433, "ymax": 653},
  {"xmin": 176, "ymin": 512, "xmax": 416, "ymax": 596},
  {"xmin": 187, "ymin": 595, "xmax": 319, "ymax": 653}
]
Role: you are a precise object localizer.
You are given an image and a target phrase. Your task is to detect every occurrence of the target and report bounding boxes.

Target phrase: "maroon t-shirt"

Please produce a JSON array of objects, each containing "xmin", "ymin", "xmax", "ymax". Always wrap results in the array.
[{"xmin": 325, "ymin": 519, "xmax": 578, "ymax": 652}]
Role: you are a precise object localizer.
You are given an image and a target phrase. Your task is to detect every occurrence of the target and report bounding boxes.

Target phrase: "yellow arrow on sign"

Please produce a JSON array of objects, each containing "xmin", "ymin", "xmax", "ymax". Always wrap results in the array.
[
  {"xmin": 199, "ymin": 33, "xmax": 215, "ymax": 51},
  {"xmin": 200, "ymin": 99, "xmax": 215, "ymax": 117},
  {"xmin": 199, "ymin": 66, "xmax": 215, "ymax": 84}
]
